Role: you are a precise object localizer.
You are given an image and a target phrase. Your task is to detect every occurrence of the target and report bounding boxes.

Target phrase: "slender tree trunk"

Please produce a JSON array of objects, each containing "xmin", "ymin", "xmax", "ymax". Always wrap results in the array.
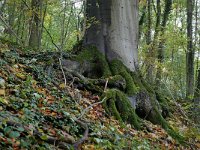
[
  {"xmin": 146, "ymin": 0, "xmax": 161, "ymax": 83},
  {"xmin": 138, "ymin": 5, "xmax": 147, "ymax": 40},
  {"xmin": 60, "ymin": 0, "xmax": 67, "ymax": 50},
  {"xmin": 29, "ymin": 0, "xmax": 42, "ymax": 50},
  {"xmin": 7, "ymin": 0, "xmax": 16, "ymax": 39},
  {"xmin": 186, "ymin": 0, "xmax": 194, "ymax": 98},
  {"xmin": 195, "ymin": 0, "xmax": 199, "ymax": 81},
  {"xmin": 146, "ymin": 0, "xmax": 151, "ymax": 46},
  {"xmin": 156, "ymin": 0, "xmax": 172, "ymax": 86},
  {"xmin": 145, "ymin": 0, "xmax": 151, "ymax": 80}
]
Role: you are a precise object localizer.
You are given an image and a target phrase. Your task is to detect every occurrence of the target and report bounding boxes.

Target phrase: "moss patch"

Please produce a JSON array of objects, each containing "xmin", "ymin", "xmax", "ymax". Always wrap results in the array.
[
  {"xmin": 102, "ymin": 89, "xmax": 140, "ymax": 129},
  {"xmin": 75, "ymin": 46, "xmax": 111, "ymax": 77},
  {"xmin": 110, "ymin": 59, "xmax": 138, "ymax": 95}
]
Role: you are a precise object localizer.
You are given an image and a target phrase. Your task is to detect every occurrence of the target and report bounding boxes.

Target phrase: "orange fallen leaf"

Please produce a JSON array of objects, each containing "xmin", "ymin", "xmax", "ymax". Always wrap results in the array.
[
  {"xmin": 0, "ymin": 89, "xmax": 6, "ymax": 96},
  {"xmin": 196, "ymin": 143, "xmax": 200, "ymax": 148},
  {"xmin": 51, "ymin": 112, "xmax": 57, "ymax": 116}
]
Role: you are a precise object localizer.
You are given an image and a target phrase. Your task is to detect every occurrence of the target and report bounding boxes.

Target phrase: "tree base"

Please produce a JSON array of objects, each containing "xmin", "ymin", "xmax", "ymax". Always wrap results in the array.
[{"xmin": 63, "ymin": 46, "xmax": 184, "ymax": 142}]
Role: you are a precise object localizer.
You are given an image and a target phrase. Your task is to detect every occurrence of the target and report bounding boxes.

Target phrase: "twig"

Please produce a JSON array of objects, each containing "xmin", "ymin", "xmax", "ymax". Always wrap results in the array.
[
  {"xmin": 75, "ymin": 97, "xmax": 107, "ymax": 121},
  {"xmin": 104, "ymin": 78, "xmax": 109, "ymax": 92},
  {"xmin": 69, "ymin": 77, "xmax": 79, "ymax": 88},
  {"xmin": 59, "ymin": 58, "xmax": 67, "ymax": 87}
]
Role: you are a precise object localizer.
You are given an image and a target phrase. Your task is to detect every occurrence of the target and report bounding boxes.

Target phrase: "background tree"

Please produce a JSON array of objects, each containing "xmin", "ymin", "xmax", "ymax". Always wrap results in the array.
[
  {"xmin": 186, "ymin": 0, "xmax": 194, "ymax": 98},
  {"xmin": 29, "ymin": 0, "xmax": 42, "ymax": 50}
]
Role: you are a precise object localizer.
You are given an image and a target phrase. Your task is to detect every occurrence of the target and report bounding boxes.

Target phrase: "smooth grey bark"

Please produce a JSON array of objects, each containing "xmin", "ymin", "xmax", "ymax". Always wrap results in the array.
[{"xmin": 84, "ymin": 0, "xmax": 138, "ymax": 71}]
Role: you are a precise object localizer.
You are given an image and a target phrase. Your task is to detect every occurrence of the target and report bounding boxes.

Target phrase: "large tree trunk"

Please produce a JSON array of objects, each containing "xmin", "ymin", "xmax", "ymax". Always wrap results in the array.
[
  {"xmin": 84, "ymin": 0, "xmax": 138, "ymax": 71},
  {"xmin": 81, "ymin": 0, "xmax": 181, "ymax": 141}
]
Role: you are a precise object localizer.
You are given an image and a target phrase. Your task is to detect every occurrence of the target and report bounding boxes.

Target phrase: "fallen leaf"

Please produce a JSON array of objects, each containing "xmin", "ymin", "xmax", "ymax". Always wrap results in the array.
[
  {"xmin": 59, "ymin": 83, "xmax": 66, "ymax": 89},
  {"xmin": 92, "ymin": 95, "xmax": 100, "ymax": 100},
  {"xmin": 51, "ymin": 112, "xmax": 57, "ymax": 116},
  {"xmin": 82, "ymin": 144, "xmax": 95, "ymax": 150},
  {"xmin": 16, "ymin": 73, "xmax": 26, "ymax": 80},
  {"xmin": 0, "ymin": 89, "xmax": 5, "ymax": 96}
]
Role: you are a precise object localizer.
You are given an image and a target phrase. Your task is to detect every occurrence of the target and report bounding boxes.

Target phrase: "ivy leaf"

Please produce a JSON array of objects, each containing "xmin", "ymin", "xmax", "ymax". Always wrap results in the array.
[
  {"xmin": 40, "ymin": 135, "xmax": 48, "ymax": 140},
  {"xmin": 16, "ymin": 127, "xmax": 25, "ymax": 132},
  {"xmin": 4, "ymin": 126, "xmax": 12, "ymax": 134},
  {"xmin": 9, "ymin": 131, "xmax": 20, "ymax": 138},
  {"xmin": 0, "ymin": 97, "xmax": 8, "ymax": 104}
]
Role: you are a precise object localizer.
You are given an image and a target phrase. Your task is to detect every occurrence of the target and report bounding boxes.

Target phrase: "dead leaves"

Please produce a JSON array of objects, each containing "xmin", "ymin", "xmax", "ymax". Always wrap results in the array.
[{"xmin": 0, "ymin": 49, "xmax": 199, "ymax": 150}]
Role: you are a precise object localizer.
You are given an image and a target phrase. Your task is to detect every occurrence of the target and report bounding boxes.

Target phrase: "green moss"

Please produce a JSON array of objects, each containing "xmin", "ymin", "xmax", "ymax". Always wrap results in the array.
[
  {"xmin": 130, "ymin": 72, "xmax": 145, "ymax": 91},
  {"xmin": 110, "ymin": 60, "xmax": 138, "ymax": 95},
  {"xmin": 108, "ymin": 75, "xmax": 126, "ymax": 90},
  {"xmin": 102, "ymin": 89, "xmax": 140, "ymax": 129},
  {"xmin": 109, "ymin": 97, "xmax": 123, "ymax": 122},
  {"xmin": 75, "ymin": 46, "xmax": 111, "ymax": 77},
  {"xmin": 155, "ymin": 92, "xmax": 170, "ymax": 117}
]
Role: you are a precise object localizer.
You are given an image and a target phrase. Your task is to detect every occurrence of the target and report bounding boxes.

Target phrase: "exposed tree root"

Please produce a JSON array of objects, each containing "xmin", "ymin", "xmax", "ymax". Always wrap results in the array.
[
  {"xmin": 102, "ymin": 89, "xmax": 141, "ymax": 129},
  {"xmin": 64, "ymin": 47, "xmax": 185, "ymax": 143},
  {"xmin": 23, "ymin": 47, "xmax": 185, "ymax": 143}
]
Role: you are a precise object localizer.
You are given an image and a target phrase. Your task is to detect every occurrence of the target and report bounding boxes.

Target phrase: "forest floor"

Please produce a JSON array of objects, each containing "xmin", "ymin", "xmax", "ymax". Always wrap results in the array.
[{"xmin": 0, "ymin": 43, "xmax": 200, "ymax": 150}]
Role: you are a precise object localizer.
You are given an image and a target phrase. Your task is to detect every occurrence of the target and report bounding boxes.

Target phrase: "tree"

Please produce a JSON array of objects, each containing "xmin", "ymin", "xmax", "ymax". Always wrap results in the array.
[
  {"xmin": 84, "ymin": 0, "xmax": 138, "ymax": 71},
  {"xmin": 29, "ymin": 0, "xmax": 42, "ymax": 50},
  {"xmin": 186, "ymin": 0, "xmax": 194, "ymax": 98},
  {"xmin": 82, "ymin": 0, "xmax": 179, "ymax": 136},
  {"xmin": 156, "ymin": 0, "xmax": 172, "ymax": 86},
  {"xmin": 7, "ymin": 0, "xmax": 16, "ymax": 39}
]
